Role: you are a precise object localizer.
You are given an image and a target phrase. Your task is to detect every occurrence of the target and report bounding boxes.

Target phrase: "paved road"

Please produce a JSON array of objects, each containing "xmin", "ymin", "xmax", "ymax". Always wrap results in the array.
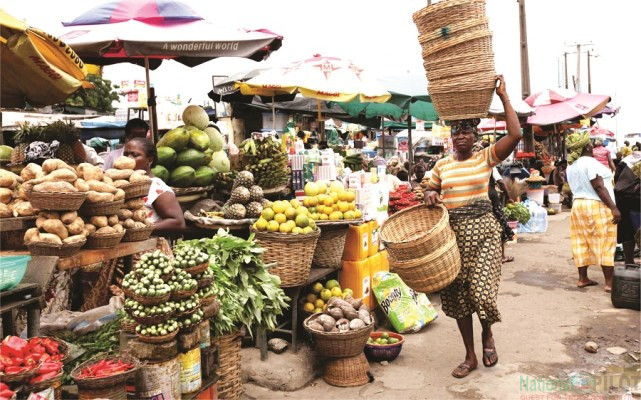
[{"xmin": 243, "ymin": 213, "xmax": 641, "ymax": 399}]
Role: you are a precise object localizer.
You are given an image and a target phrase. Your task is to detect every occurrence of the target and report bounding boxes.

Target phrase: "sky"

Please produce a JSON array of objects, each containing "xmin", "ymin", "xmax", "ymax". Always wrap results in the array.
[{"xmin": 4, "ymin": 0, "xmax": 639, "ymax": 140}]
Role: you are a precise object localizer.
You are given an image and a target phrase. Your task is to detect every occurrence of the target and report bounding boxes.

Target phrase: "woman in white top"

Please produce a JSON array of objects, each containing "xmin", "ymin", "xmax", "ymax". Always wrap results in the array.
[
  {"xmin": 124, "ymin": 138, "xmax": 185, "ymax": 235},
  {"xmin": 566, "ymin": 132, "xmax": 621, "ymax": 292}
]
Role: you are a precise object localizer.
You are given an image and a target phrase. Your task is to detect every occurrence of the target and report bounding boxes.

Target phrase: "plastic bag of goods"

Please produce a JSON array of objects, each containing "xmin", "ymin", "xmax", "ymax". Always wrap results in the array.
[
  {"xmin": 372, "ymin": 272, "xmax": 438, "ymax": 333},
  {"xmin": 518, "ymin": 199, "xmax": 548, "ymax": 234}
]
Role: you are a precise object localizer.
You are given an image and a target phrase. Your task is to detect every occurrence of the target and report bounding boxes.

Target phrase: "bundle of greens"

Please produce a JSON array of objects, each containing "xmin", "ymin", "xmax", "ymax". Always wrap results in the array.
[
  {"xmin": 176, "ymin": 229, "xmax": 289, "ymax": 337},
  {"xmin": 504, "ymin": 202, "xmax": 531, "ymax": 224}
]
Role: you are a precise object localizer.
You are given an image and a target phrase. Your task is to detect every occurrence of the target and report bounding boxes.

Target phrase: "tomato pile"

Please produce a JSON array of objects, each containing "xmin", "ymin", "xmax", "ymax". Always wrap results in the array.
[
  {"xmin": 76, "ymin": 358, "xmax": 134, "ymax": 379},
  {"xmin": 0, "ymin": 382, "xmax": 14, "ymax": 400},
  {"xmin": 0, "ymin": 336, "xmax": 64, "ymax": 375},
  {"xmin": 389, "ymin": 184, "xmax": 420, "ymax": 214}
]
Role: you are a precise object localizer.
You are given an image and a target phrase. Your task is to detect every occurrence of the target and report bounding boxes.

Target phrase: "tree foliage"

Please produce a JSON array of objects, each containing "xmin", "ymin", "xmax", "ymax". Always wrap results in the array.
[{"xmin": 65, "ymin": 74, "xmax": 120, "ymax": 113}]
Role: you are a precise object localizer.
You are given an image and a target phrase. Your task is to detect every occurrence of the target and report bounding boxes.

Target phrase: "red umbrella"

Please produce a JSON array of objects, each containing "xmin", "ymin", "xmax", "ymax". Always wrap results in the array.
[
  {"xmin": 59, "ymin": 0, "xmax": 284, "ymax": 137},
  {"xmin": 526, "ymin": 90, "xmax": 611, "ymax": 126}
]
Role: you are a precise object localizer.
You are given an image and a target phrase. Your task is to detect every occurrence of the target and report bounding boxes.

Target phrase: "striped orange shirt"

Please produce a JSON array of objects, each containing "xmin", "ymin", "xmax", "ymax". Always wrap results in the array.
[{"xmin": 425, "ymin": 145, "xmax": 500, "ymax": 209}]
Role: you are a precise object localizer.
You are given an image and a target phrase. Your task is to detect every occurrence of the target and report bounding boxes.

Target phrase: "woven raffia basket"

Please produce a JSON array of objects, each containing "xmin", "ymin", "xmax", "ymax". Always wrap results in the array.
[
  {"xmin": 25, "ymin": 191, "xmax": 87, "ymax": 211},
  {"xmin": 120, "ymin": 319, "xmax": 138, "ymax": 334},
  {"xmin": 122, "ymin": 226, "xmax": 154, "ymax": 242},
  {"xmin": 132, "ymin": 292, "xmax": 170, "ymax": 306},
  {"xmin": 79, "ymin": 200, "xmax": 125, "ymax": 216},
  {"xmin": 0, "ymin": 364, "xmax": 40, "ymax": 383},
  {"xmin": 27, "ymin": 239, "xmax": 85, "ymax": 257},
  {"xmin": 71, "ymin": 355, "xmax": 139, "ymax": 389},
  {"xmin": 323, "ymin": 353, "xmax": 371, "ymax": 387},
  {"xmin": 380, "ymin": 204, "xmax": 461, "ymax": 293},
  {"xmin": 170, "ymin": 287, "xmax": 197, "ymax": 301},
  {"xmin": 121, "ymin": 180, "xmax": 151, "ymax": 199},
  {"xmin": 250, "ymin": 227, "xmax": 320, "ymax": 287},
  {"xmin": 85, "ymin": 231, "xmax": 125, "ymax": 249},
  {"xmin": 136, "ymin": 330, "xmax": 177, "ymax": 344},
  {"xmin": 412, "ymin": 0, "xmax": 496, "ymax": 121},
  {"xmin": 312, "ymin": 224, "xmax": 348, "ymax": 269},
  {"xmin": 304, "ymin": 313, "xmax": 375, "ymax": 358},
  {"xmin": 212, "ymin": 331, "xmax": 243, "ymax": 400}
]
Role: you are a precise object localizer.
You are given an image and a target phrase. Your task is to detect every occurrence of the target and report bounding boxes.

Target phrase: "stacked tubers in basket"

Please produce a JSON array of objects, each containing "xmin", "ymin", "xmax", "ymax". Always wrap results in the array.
[
  {"xmin": 307, "ymin": 295, "xmax": 373, "ymax": 333},
  {"xmin": 0, "ymin": 169, "xmax": 37, "ymax": 218},
  {"xmin": 119, "ymin": 198, "xmax": 153, "ymax": 230},
  {"xmin": 76, "ymin": 162, "xmax": 125, "ymax": 203},
  {"xmin": 25, "ymin": 211, "xmax": 86, "ymax": 245}
]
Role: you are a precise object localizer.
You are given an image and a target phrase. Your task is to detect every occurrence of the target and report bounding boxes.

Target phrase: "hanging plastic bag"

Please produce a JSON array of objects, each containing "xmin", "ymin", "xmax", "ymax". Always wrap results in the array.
[
  {"xmin": 518, "ymin": 199, "xmax": 548, "ymax": 233},
  {"xmin": 372, "ymin": 272, "xmax": 438, "ymax": 333}
]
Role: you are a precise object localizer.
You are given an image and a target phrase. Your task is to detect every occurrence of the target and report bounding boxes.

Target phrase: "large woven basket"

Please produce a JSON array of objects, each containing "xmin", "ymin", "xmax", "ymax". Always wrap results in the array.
[
  {"xmin": 27, "ymin": 239, "xmax": 85, "ymax": 258},
  {"xmin": 323, "ymin": 353, "xmax": 371, "ymax": 387},
  {"xmin": 250, "ymin": 227, "xmax": 320, "ymax": 287},
  {"xmin": 122, "ymin": 225, "xmax": 154, "ymax": 242},
  {"xmin": 0, "ymin": 364, "xmax": 40, "ymax": 383},
  {"xmin": 25, "ymin": 191, "xmax": 87, "ymax": 211},
  {"xmin": 380, "ymin": 204, "xmax": 461, "ymax": 293},
  {"xmin": 136, "ymin": 330, "xmax": 178, "ymax": 344},
  {"xmin": 212, "ymin": 331, "xmax": 243, "ymax": 400},
  {"xmin": 121, "ymin": 180, "xmax": 151, "ymax": 199},
  {"xmin": 79, "ymin": 200, "xmax": 125, "ymax": 216},
  {"xmin": 85, "ymin": 231, "xmax": 125, "ymax": 249},
  {"xmin": 312, "ymin": 224, "xmax": 348, "ymax": 269},
  {"xmin": 304, "ymin": 313, "xmax": 375, "ymax": 358},
  {"xmin": 70, "ymin": 355, "xmax": 139, "ymax": 389},
  {"xmin": 413, "ymin": 0, "xmax": 496, "ymax": 120}
]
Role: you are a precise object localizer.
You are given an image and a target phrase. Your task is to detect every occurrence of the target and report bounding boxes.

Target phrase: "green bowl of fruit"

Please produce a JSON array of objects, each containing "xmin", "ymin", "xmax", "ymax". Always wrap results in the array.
[{"xmin": 365, "ymin": 331, "xmax": 404, "ymax": 362}]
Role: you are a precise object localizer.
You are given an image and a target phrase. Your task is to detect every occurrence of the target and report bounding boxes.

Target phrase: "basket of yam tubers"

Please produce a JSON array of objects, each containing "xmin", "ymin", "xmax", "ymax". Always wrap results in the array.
[
  {"xmin": 75, "ymin": 162, "xmax": 127, "ymax": 216},
  {"xmin": 24, "ymin": 211, "xmax": 87, "ymax": 257},
  {"xmin": 119, "ymin": 204, "xmax": 155, "ymax": 242},
  {"xmin": 22, "ymin": 160, "xmax": 87, "ymax": 211},
  {"xmin": 0, "ymin": 168, "xmax": 37, "ymax": 219},
  {"xmin": 83, "ymin": 214, "xmax": 126, "ymax": 249},
  {"xmin": 104, "ymin": 156, "xmax": 153, "ymax": 199},
  {"xmin": 304, "ymin": 295, "xmax": 375, "ymax": 358}
]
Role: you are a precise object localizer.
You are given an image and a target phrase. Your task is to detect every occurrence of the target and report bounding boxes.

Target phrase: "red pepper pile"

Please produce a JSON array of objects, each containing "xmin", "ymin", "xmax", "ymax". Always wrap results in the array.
[
  {"xmin": 0, "ymin": 336, "xmax": 65, "ymax": 376},
  {"xmin": 76, "ymin": 359, "xmax": 134, "ymax": 379},
  {"xmin": 29, "ymin": 361, "xmax": 63, "ymax": 384},
  {"xmin": 389, "ymin": 185, "xmax": 420, "ymax": 214},
  {"xmin": 0, "ymin": 383, "xmax": 14, "ymax": 400}
]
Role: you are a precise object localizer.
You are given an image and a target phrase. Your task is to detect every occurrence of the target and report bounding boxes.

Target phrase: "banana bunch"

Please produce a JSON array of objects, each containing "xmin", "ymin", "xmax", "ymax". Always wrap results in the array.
[
  {"xmin": 198, "ymin": 210, "xmax": 224, "ymax": 219},
  {"xmin": 213, "ymin": 171, "xmax": 237, "ymax": 191},
  {"xmin": 240, "ymin": 137, "xmax": 288, "ymax": 188},
  {"xmin": 343, "ymin": 154, "xmax": 365, "ymax": 172}
]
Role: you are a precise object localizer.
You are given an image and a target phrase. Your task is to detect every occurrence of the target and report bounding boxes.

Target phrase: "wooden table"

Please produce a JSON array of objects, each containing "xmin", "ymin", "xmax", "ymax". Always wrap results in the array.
[
  {"xmin": 0, "ymin": 216, "xmax": 36, "ymax": 233},
  {"xmin": 257, "ymin": 267, "xmax": 338, "ymax": 361},
  {"xmin": 1, "ymin": 283, "xmax": 41, "ymax": 338},
  {"xmin": 56, "ymin": 238, "xmax": 158, "ymax": 270}
]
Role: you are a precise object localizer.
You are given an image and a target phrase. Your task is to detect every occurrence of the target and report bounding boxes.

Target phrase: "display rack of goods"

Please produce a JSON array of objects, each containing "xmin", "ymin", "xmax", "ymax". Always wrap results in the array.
[
  {"xmin": 413, "ymin": 0, "xmax": 496, "ymax": 120},
  {"xmin": 250, "ymin": 199, "xmax": 320, "ymax": 287},
  {"xmin": 239, "ymin": 137, "xmax": 288, "ymax": 189},
  {"xmin": 11, "ymin": 121, "xmax": 86, "ymax": 165},
  {"xmin": 300, "ymin": 279, "xmax": 354, "ymax": 315},
  {"xmin": 0, "ymin": 169, "xmax": 37, "ymax": 219},
  {"xmin": 303, "ymin": 295, "xmax": 374, "ymax": 358},
  {"xmin": 388, "ymin": 185, "xmax": 420, "ymax": 215},
  {"xmin": 22, "ymin": 160, "xmax": 87, "ymax": 211},
  {"xmin": 154, "ymin": 105, "xmax": 223, "ymax": 190},
  {"xmin": 24, "ymin": 211, "xmax": 87, "ymax": 256}
]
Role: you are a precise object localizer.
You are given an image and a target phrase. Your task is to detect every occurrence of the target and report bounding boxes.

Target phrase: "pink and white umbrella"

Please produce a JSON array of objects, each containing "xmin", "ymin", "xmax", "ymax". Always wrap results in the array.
[
  {"xmin": 526, "ymin": 89, "xmax": 611, "ymax": 126},
  {"xmin": 589, "ymin": 127, "xmax": 615, "ymax": 138},
  {"xmin": 477, "ymin": 118, "xmax": 506, "ymax": 132}
]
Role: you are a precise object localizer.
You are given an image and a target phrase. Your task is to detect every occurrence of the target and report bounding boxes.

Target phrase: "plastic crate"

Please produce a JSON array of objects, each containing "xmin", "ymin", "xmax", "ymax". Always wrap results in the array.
[{"xmin": 0, "ymin": 256, "xmax": 30, "ymax": 291}]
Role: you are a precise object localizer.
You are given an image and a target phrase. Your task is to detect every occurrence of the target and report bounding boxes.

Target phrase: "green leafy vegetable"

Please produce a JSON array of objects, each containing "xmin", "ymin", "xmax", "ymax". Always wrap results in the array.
[{"xmin": 504, "ymin": 202, "xmax": 531, "ymax": 224}]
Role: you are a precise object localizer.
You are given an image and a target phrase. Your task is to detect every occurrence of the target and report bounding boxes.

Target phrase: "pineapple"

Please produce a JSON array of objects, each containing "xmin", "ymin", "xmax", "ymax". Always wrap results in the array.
[
  {"xmin": 12, "ymin": 122, "xmax": 41, "ymax": 164},
  {"xmin": 42, "ymin": 121, "xmax": 85, "ymax": 164},
  {"xmin": 246, "ymin": 202, "xmax": 263, "ymax": 218},
  {"xmin": 233, "ymin": 170, "xmax": 254, "ymax": 189},
  {"xmin": 230, "ymin": 186, "xmax": 250, "ymax": 204},
  {"xmin": 224, "ymin": 203, "xmax": 246, "ymax": 219},
  {"xmin": 249, "ymin": 185, "xmax": 264, "ymax": 202}
]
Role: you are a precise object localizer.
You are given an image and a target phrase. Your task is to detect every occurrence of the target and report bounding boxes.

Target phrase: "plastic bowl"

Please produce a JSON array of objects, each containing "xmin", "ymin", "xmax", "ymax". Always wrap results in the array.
[
  {"xmin": 0, "ymin": 255, "xmax": 30, "ymax": 291},
  {"xmin": 364, "ymin": 331, "xmax": 405, "ymax": 362}
]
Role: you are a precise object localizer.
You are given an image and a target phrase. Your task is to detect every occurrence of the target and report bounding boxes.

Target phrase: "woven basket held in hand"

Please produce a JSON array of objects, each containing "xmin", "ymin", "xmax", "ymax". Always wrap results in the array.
[
  {"xmin": 212, "ymin": 331, "xmax": 243, "ymax": 400},
  {"xmin": 251, "ymin": 227, "xmax": 320, "ymax": 287},
  {"xmin": 412, "ymin": 0, "xmax": 495, "ymax": 120},
  {"xmin": 323, "ymin": 353, "xmax": 371, "ymax": 387},
  {"xmin": 380, "ymin": 204, "xmax": 461, "ymax": 293},
  {"xmin": 312, "ymin": 225, "xmax": 348, "ymax": 269}
]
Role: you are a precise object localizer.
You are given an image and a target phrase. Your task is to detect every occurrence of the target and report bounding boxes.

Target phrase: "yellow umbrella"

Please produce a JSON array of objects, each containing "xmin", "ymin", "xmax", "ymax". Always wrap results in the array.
[
  {"xmin": 0, "ymin": 9, "xmax": 91, "ymax": 108},
  {"xmin": 237, "ymin": 54, "xmax": 390, "ymax": 132}
]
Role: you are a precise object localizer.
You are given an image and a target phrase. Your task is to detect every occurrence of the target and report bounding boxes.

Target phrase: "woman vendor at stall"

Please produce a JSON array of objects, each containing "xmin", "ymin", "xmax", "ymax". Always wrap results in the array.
[
  {"xmin": 123, "ymin": 138, "xmax": 185, "ymax": 235},
  {"xmin": 423, "ymin": 75, "xmax": 522, "ymax": 379}
]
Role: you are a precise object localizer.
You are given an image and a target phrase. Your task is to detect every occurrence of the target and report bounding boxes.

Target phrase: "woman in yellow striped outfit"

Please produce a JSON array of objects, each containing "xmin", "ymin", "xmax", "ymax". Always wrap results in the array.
[{"xmin": 565, "ymin": 131, "xmax": 621, "ymax": 292}]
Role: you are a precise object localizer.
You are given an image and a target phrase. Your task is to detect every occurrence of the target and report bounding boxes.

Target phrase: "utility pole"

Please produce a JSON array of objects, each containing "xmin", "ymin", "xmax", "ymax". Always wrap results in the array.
[
  {"xmin": 587, "ymin": 50, "xmax": 591, "ymax": 93},
  {"xmin": 564, "ymin": 52, "xmax": 568, "ymax": 89},
  {"xmin": 576, "ymin": 44, "xmax": 581, "ymax": 92},
  {"xmin": 517, "ymin": 0, "xmax": 531, "ymax": 99}
]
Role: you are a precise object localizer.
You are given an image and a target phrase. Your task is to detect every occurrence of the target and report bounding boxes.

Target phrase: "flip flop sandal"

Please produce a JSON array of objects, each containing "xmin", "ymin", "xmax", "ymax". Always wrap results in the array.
[
  {"xmin": 452, "ymin": 363, "xmax": 477, "ymax": 378},
  {"xmin": 577, "ymin": 280, "xmax": 598, "ymax": 288},
  {"xmin": 483, "ymin": 348, "xmax": 498, "ymax": 367},
  {"xmin": 502, "ymin": 256, "xmax": 515, "ymax": 263}
]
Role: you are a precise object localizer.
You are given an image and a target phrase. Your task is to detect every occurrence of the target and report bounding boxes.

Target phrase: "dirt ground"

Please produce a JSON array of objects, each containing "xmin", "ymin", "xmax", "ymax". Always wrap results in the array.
[{"xmin": 243, "ymin": 213, "xmax": 641, "ymax": 400}]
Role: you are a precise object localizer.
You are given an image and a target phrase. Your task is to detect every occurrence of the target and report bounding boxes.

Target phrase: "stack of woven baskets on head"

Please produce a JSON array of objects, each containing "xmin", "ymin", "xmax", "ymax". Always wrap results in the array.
[
  {"xmin": 413, "ymin": 0, "xmax": 496, "ymax": 120},
  {"xmin": 379, "ymin": 204, "xmax": 461, "ymax": 294}
]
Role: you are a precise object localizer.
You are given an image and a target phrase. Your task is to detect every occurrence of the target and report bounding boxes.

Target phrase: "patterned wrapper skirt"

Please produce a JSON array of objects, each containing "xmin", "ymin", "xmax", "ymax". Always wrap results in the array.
[
  {"xmin": 570, "ymin": 199, "xmax": 616, "ymax": 267},
  {"xmin": 441, "ymin": 201, "xmax": 503, "ymax": 325}
]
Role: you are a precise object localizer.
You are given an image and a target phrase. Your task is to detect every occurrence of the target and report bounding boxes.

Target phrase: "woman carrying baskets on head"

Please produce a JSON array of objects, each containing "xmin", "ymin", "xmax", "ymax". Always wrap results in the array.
[{"xmin": 423, "ymin": 76, "xmax": 522, "ymax": 378}]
